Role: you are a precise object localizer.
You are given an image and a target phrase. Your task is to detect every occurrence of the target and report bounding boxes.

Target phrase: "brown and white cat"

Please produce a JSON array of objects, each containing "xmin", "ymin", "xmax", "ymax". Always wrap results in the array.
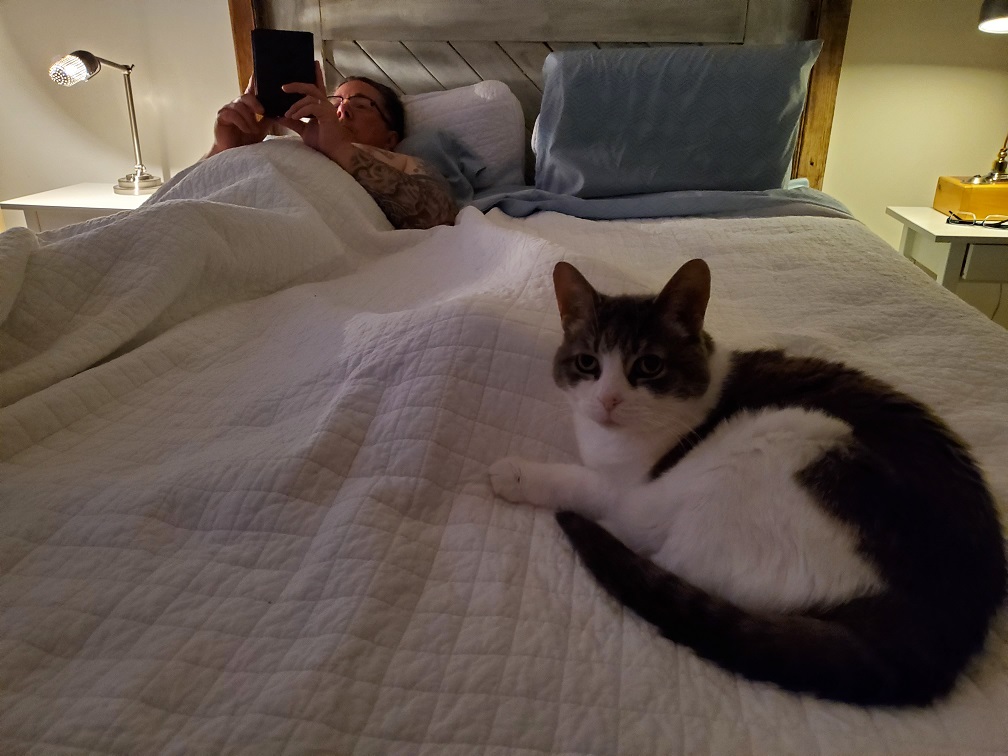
[{"xmin": 490, "ymin": 259, "xmax": 1006, "ymax": 706}]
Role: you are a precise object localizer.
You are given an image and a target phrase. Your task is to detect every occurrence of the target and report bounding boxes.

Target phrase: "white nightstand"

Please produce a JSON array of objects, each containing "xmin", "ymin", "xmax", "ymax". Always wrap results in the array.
[
  {"xmin": 885, "ymin": 206, "xmax": 1008, "ymax": 292},
  {"xmin": 1, "ymin": 183, "xmax": 152, "ymax": 232}
]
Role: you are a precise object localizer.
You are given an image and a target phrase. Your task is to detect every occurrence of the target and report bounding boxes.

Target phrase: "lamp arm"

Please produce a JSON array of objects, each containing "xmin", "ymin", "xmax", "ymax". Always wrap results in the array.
[
  {"xmin": 111, "ymin": 60, "xmax": 162, "ymax": 194},
  {"xmin": 119, "ymin": 68, "xmax": 147, "ymax": 173},
  {"xmin": 94, "ymin": 57, "xmax": 149, "ymax": 174},
  {"xmin": 95, "ymin": 56, "xmax": 132, "ymax": 73},
  {"xmin": 88, "ymin": 54, "xmax": 145, "ymax": 170}
]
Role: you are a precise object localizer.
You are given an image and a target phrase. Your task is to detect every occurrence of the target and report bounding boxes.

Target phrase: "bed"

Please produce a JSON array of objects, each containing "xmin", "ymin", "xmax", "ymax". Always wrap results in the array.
[{"xmin": 2, "ymin": 0, "xmax": 1007, "ymax": 753}]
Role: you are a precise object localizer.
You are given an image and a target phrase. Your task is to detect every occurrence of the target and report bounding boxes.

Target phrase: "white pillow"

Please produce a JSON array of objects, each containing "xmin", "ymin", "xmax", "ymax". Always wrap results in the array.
[{"xmin": 402, "ymin": 81, "xmax": 526, "ymax": 191}]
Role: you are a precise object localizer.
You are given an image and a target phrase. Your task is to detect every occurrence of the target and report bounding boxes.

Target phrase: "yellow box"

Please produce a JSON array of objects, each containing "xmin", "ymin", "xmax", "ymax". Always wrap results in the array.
[{"xmin": 933, "ymin": 176, "xmax": 1008, "ymax": 217}]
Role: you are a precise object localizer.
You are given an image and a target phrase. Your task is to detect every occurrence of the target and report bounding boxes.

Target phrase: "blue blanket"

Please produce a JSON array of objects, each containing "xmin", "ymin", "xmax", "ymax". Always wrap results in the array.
[{"xmin": 470, "ymin": 183, "xmax": 853, "ymax": 221}]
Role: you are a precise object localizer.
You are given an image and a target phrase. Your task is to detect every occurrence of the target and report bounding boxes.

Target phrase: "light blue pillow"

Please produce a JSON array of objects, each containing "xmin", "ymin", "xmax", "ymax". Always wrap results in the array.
[
  {"xmin": 395, "ymin": 129, "xmax": 487, "ymax": 203},
  {"xmin": 533, "ymin": 42, "xmax": 822, "ymax": 197}
]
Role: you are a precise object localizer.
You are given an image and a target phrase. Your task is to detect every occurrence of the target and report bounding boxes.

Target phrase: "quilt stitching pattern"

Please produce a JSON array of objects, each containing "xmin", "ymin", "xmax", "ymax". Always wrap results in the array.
[{"xmin": 2, "ymin": 142, "xmax": 1007, "ymax": 754}]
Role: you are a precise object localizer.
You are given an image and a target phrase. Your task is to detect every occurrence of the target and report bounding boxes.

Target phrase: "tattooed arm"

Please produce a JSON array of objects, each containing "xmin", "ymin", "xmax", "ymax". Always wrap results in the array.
[
  {"xmin": 278, "ymin": 71, "xmax": 457, "ymax": 229},
  {"xmin": 338, "ymin": 146, "xmax": 457, "ymax": 230}
]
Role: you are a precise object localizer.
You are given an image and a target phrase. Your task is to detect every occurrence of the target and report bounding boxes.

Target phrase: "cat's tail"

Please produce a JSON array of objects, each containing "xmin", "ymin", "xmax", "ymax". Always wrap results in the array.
[{"xmin": 555, "ymin": 511, "xmax": 975, "ymax": 707}]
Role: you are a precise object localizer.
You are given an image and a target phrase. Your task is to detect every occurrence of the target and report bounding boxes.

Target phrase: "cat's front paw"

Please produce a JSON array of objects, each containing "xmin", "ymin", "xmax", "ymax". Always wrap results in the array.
[{"xmin": 489, "ymin": 456, "xmax": 529, "ymax": 503}]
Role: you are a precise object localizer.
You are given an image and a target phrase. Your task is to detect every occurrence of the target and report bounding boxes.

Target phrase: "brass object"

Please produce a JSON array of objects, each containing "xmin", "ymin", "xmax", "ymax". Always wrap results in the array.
[{"xmin": 969, "ymin": 130, "xmax": 1008, "ymax": 184}]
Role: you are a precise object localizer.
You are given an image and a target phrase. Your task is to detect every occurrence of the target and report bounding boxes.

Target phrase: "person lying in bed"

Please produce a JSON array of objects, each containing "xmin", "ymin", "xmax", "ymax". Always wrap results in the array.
[{"xmin": 204, "ymin": 62, "xmax": 457, "ymax": 230}]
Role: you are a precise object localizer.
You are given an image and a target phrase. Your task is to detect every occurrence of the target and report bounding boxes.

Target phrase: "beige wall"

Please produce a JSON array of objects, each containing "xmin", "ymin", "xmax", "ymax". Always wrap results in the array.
[
  {"xmin": 823, "ymin": 0, "xmax": 1008, "ymax": 325},
  {"xmin": 1, "ymin": 0, "xmax": 1007, "ymax": 319},
  {"xmin": 825, "ymin": 0, "xmax": 1008, "ymax": 243}
]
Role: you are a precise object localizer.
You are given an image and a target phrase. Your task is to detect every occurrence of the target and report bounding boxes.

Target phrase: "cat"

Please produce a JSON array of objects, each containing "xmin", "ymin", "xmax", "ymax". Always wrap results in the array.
[{"xmin": 489, "ymin": 258, "xmax": 1006, "ymax": 707}]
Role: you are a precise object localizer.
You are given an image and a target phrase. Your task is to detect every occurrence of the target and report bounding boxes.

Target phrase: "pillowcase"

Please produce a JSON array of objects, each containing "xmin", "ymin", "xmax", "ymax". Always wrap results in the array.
[
  {"xmin": 403, "ymin": 81, "xmax": 526, "ymax": 191},
  {"xmin": 395, "ymin": 129, "xmax": 487, "ymax": 204},
  {"xmin": 533, "ymin": 42, "xmax": 822, "ymax": 197}
]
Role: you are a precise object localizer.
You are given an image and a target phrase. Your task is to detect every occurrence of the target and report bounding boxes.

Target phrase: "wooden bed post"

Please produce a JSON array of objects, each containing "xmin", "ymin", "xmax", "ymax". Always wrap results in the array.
[
  {"xmin": 228, "ymin": 0, "xmax": 257, "ymax": 91},
  {"xmin": 793, "ymin": 0, "xmax": 852, "ymax": 190}
]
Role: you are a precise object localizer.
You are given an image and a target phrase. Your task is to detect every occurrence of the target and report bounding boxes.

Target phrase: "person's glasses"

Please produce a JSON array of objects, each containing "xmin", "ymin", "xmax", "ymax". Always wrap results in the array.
[
  {"xmin": 945, "ymin": 211, "xmax": 1008, "ymax": 228},
  {"xmin": 329, "ymin": 93, "xmax": 392, "ymax": 128}
]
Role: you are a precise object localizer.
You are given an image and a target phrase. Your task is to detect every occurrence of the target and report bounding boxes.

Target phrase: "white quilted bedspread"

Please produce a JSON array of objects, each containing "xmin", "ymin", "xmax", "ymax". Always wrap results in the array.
[{"xmin": 2, "ymin": 140, "xmax": 1007, "ymax": 754}]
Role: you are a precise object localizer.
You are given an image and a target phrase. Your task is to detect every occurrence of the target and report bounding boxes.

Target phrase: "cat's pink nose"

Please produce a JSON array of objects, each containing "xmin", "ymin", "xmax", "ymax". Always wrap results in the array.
[{"xmin": 600, "ymin": 394, "xmax": 622, "ymax": 411}]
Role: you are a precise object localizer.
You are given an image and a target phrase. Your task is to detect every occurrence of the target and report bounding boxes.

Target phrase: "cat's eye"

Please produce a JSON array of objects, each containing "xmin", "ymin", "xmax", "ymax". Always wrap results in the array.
[
  {"xmin": 574, "ymin": 354, "xmax": 599, "ymax": 374},
  {"xmin": 634, "ymin": 354, "xmax": 665, "ymax": 377}
]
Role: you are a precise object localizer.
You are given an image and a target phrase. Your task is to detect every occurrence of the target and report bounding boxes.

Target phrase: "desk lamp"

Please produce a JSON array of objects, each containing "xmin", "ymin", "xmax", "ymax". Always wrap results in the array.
[{"xmin": 49, "ymin": 51, "xmax": 163, "ymax": 195}]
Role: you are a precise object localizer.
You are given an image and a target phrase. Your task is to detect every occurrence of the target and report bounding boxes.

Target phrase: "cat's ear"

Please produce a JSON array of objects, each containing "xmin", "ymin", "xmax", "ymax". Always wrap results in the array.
[
  {"xmin": 656, "ymin": 259, "xmax": 711, "ymax": 337},
  {"xmin": 553, "ymin": 262, "xmax": 597, "ymax": 333}
]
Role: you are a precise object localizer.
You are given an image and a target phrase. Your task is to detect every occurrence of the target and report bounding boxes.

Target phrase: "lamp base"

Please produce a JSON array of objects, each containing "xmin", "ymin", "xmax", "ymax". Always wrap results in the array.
[
  {"xmin": 933, "ymin": 176, "xmax": 1008, "ymax": 216},
  {"xmin": 114, "ymin": 171, "xmax": 162, "ymax": 195},
  {"xmin": 969, "ymin": 172, "xmax": 1008, "ymax": 184}
]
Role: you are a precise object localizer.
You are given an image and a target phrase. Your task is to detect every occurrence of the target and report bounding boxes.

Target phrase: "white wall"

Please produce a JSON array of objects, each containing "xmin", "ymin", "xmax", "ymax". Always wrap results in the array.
[
  {"xmin": 823, "ymin": 0, "xmax": 1008, "ymax": 325},
  {"xmin": 0, "ymin": 0, "xmax": 238, "ymax": 227}
]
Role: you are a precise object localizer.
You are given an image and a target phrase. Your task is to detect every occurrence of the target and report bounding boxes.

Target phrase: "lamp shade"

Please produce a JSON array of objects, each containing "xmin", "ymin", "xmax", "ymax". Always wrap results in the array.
[
  {"xmin": 49, "ymin": 51, "xmax": 102, "ymax": 86},
  {"xmin": 979, "ymin": 0, "xmax": 1008, "ymax": 33}
]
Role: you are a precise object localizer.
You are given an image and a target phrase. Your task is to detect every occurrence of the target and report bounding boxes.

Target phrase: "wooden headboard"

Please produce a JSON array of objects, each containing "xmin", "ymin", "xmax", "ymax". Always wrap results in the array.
[{"xmin": 226, "ymin": 0, "xmax": 851, "ymax": 190}]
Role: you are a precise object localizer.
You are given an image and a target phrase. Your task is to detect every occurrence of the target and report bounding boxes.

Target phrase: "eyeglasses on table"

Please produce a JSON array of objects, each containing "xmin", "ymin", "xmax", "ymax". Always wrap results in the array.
[{"xmin": 945, "ymin": 211, "xmax": 1008, "ymax": 228}]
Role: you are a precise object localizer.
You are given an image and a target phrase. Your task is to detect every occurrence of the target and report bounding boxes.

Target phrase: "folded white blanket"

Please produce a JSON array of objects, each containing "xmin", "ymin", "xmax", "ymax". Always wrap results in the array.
[{"xmin": 0, "ymin": 139, "xmax": 399, "ymax": 406}]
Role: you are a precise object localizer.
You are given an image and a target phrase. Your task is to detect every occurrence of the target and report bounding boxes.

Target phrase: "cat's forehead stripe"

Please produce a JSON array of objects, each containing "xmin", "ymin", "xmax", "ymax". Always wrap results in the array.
[{"xmin": 593, "ymin": 295, "xmax": 650, "ymax": 354}]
